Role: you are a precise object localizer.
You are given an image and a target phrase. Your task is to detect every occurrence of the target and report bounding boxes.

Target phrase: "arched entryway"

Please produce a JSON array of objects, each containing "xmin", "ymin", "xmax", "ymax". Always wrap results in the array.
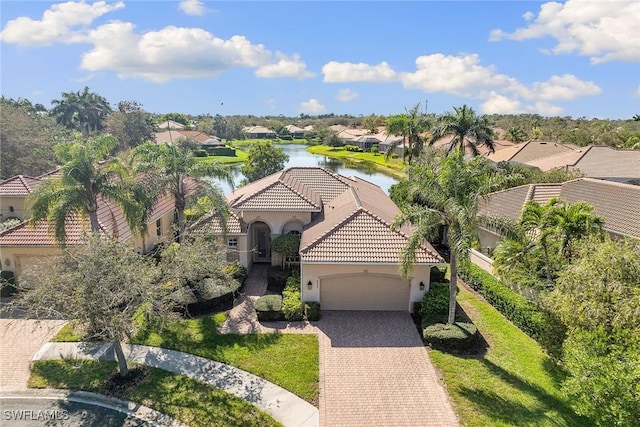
[{"xmin": 250, "ymin": 221, "xmax": 271, "ymax": 263}]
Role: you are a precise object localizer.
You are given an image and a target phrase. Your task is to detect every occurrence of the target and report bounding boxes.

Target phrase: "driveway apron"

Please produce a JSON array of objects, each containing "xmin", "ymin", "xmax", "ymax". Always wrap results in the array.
[{"xmin": 318, "ymin": 311, "xmax": 459, "ymax": 427}]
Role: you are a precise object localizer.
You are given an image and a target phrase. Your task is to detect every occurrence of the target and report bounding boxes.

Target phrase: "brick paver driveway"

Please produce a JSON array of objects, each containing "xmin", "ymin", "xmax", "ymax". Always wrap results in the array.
[
  {"xmin": 317, "ymin": 311, "xmax": 459, "ymax": 427},
  {"xmin": 0, "ymin": 319, "xmax": 66, "ymax": 391}
]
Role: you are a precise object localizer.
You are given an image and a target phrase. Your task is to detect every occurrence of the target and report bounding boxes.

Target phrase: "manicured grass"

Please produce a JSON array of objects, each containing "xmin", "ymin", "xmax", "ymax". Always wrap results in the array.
[
  {"xmin": 195, "ymin": 148, "xmax": 248, "ymax": 164},
  {"xmin": 429, "ymin": 285, "xmax": 590, "ymax": 427},
  {"xmin": 131, "ymin": 314, "xmax": 319, "ymax": 404},
  {"xmin": 306, "ymin": 145, "xmax": 406, "ymax": 179},
  {"xmin": 29, "ymin": 359, "xmax": 281, "ymax": 427},
  {"xmin": 53, "ymin": 312, "xmax": 319, "ymax": 405}
]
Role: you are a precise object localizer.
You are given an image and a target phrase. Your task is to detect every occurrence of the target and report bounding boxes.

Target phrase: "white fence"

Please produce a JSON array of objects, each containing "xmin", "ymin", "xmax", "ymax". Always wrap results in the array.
[{"xmin": 470, "ymin": 249, "xmax": 494, "ymax": 274}]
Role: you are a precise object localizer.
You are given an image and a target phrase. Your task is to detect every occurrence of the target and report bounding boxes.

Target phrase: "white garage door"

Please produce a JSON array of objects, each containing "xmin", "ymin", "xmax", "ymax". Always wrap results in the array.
[{"xmin": 320, "ymin": 275, "xmax": 410, "ymax": 311}]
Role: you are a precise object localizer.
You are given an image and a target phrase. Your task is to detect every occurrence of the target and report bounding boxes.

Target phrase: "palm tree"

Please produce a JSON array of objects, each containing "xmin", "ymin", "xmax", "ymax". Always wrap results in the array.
[
  {"xmin": 520, "ymin": 198, "xmax": 560, "ymax": 282},
  {"xmin": 429, "ymin": 104, "xmax": 495, "ymax": 156},
  {"xmin": 131, "ymin": 139, "xmax": 233, "ymax": 243},
  {"xmin": 384, "ymin": 103, "xmax": 430, "ymax": 164},
  {"xmin": 394, "ymin": 148, "xmax": 499, "ymax": 324},
  {"xmin": 27, "ymin": 135, "xmax": 145, "ymax": 243},
  {"xmin": 50, "ymin": 87, "xmax": 112, "ymax": 137},
  {"xmin": 552, "ymin": 200, "xmax": 604, "ymax": 259},
  {"xmin": 505, "ymin": 126, "xmax": 528, "ymax": 143}
]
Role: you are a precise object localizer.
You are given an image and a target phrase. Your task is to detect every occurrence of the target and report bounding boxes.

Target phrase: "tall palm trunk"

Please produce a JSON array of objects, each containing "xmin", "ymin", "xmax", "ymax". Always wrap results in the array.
[
  {"xmin": 448, "ymin": 252, "xmax": 457, "ymax": 324},
  {"xmin": 175, "ymin": 176, "xmax": 186, "ymax": 243}
]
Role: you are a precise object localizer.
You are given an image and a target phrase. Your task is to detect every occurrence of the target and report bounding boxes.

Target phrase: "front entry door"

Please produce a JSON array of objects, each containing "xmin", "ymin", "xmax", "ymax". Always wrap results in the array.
[{"xmin": 253, "ymin": 223, "xmax": 271, "ymax": 262}]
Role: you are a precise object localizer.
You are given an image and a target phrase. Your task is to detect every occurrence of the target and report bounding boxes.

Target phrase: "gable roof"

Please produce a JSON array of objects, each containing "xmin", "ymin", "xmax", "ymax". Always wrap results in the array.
[
  {"xmin": 300, "ymin": 176, "xmax": 442, "ymax": 264},
  {"xmin": 479, "ymin": 178, "xmax": 640, "ymax": 239},
  {"xmin": 285, "ymin": 125, "xmax": 306, "ymax": 133},
  {"xmin": 242, "ymin": 126, "xmax": 276, "ymax": 135},
  {"xmin": 157, "ymin": 120, "xmax": 185, "ymax": 130},
  {"xmin": 0, "ymin": 175, "xmax": 41, "ymax": 196}
]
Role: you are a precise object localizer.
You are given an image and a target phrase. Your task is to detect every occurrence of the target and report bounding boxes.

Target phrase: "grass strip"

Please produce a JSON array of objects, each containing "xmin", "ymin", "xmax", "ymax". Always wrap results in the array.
[{"xmin": 29, "ymin": 359, "xmax": 281, "ymax": 427}]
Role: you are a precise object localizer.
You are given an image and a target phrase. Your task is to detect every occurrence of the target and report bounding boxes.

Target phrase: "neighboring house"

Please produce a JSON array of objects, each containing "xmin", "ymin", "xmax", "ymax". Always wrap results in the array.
[
  {"xmin": 202, "ymin": 167, "xmax": 444, "ymax": 312},
  {"xmin": 486, "ymin": 140, "xmax": 579, "ymax": 165},
  {"xmin": 336, "ymin": 128, "xmax": 366, "ymax": 142},
  {"xmin": 303, "ymin": 125, "xmax": 314, "ymax": 132},
  {"xmin": 154, "ymin": 130, "xmax": 223, "ymax": 146},
  {"xmin": 157, "ymin": 120, "xmax": 186, "ymax": 130},
  {"xmin": 243, "ymin": 126, "xmax": 277, "ymax": 139},
  {"xmin": 0, "ymin": 171, "xmax": 197, "ymax": 280},
  {"xmin": 350, "ymin": 135, "xmax": 383, "ymax": 152},
  {"xmin": 0, "ymin": 175, "xmax": 41, "ymax": 221},
  {"xmin": 284, "ymin": 125, "xmax": 306, "ymax": 138},
  {"xmin": 431, "ymin": 137, "xmax": 515, "ymax": 157},
  {"xmin": 477, "ymin": 178, "xmax": 640, "ymax": 256}
]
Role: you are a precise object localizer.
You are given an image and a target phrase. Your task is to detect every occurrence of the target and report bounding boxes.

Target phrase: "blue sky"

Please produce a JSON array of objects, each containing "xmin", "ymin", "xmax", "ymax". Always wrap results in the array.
[{"xmin": 1, "ymin": 1, "xmax": 639, "ymax": 119}]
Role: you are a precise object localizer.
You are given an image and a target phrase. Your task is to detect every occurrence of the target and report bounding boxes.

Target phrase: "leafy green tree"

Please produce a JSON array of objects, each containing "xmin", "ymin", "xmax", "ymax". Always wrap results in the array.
[
  {"xmin": 546, "ymin": 237, "xmax": 640, "ymax": 426},
  {"xmin": 429, "ymin": 104, "xmax": 495, "ymax": 156},
  {"xmin": 159, "ymin": 112, "xmax": 190, "ymax": 127},
  {"xmin": 27, "ymin": 135, "xmax": 146, "ymax": 243},
  {"xmin": 240, "ymin": 141, "xmax": 289, "ymax": 184},
  {"xmin": 504, "ymin": 125, "xmax": 527, "ymax": 143},
  {"xmin": 103, "ymin": 101, "xmax": 155, "ymax": 151},
  {"xmin": 394, "ymin": 148, "xmax": 500, "ymax": 323},
  {"xmin": 50, "ymin": 87, "xmax": 112, "ymax": 137},
  {"xmin": 385, "ymin": 103, "xmax": 430, "ymax": 164},
  {"xmin": 131, "ymin": 139, "xmax": 232, "ymax": 243},
  {"xmin": 13, "ymin": 234, "xmax": 173, "ymax": 378}
]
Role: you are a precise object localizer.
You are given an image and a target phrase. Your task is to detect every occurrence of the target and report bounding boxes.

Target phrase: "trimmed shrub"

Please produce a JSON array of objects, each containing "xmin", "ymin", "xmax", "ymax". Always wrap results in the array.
[
  {"xmin": 420, "ymin": 282, "xmax": 450, "ymax": 325},
  {"xmin": 282, "ymin": 272, "xmax": 303, "ymax": 320},
  {"xmin": 423, "ymin": 322, "xmax": 478, "ymax": 351},
  {"xmin": 267, "ymin": 267, "xmax": 291, "ymax": 292},
  {"xmin": 222, "ymin": 263, "xmax": 248, "ymax": 284},
  {"xmin": 430, "ymin": 266, "xmax": 447, "ymax": 283},
  {"xmin": 459, "ymin": 262, "xmax": 566, "ymax": 359},
  {"xmin": 344, "ymin": 144, "xmax": 363, "ymax": 152},
  {"xmin": 255, "ymin": 294, "xmax": 283, "ymax": 321},
  {"xmin": 0, "ymin": 271, "xmax": 17, "ymax": 297},
  {"xmin": 305, "ymin": 302, "xmax": 321, "ymax": 321},
  {"xmin": 193, "ymin": 149, "xmax": 208, "ymax": 157},
  {"xmin": 176, "ymin": 276, "xmax": 242, "ymax": 316}
]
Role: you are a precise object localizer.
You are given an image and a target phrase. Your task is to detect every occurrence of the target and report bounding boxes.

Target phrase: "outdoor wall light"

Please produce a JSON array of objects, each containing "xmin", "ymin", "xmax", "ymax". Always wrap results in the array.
[
  {"xmin": 307, "ymin": 281, "xmax": 313, "ymax": 290},
  {"xmin": 419, "ymin": 281, "xmax": 425, "ymax": 291}
]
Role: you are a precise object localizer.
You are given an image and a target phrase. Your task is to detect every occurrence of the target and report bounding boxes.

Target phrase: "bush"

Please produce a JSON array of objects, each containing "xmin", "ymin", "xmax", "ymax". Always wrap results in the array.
[
  {"xmin": 344, "ymin": 144, "xmax": 363, "ymax": 152},
  {"xmin": 193, "ymin": 149, "xmax": 208, "ymax": 157},
  {"xmin": 175, "ymin": 276, "xmax": 242, "ymax": 316},
  {"xmin": 459, "ymin": 263, "xmax": 566, "ymax": 359},
  {"xmin": 254, "ymin": 294, "xmax": 283, "ymax": 321},
  {"xmin": 305, "ymin": 302, "xmax": 321, "ymax": 321},
  {"xmin": 423, "ymin": 322, "xmax": 478, "ymax": 351},
  {"xmin": 371, "ymin": 145, "xmax": 379, "ymax": 154},
  {"xmin": 267, "ymin": 267, "xmax": 291, "ymax": 292},
  {"xmin": 430, "ymin": 266, "xmax": 447, "ymax": 282},
  {"xmin": 282, "ymin": 272, "xmax": 303, "ymax": 320},
  {"xmin": 1, "ymin": 271, "xmax": 17, "ymax": 297},
  {"xmin": 222, "ymin": 263, "xmax": 247, "ymax": 284},
  {"xmin": 421, "ymin": 282, "xmax": 450, "ymax": 325}
]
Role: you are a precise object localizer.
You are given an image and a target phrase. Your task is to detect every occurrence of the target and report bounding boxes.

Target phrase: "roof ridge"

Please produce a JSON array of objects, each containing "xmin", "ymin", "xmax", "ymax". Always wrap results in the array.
[
  {"xmin": 300, "ymin": 208, "xmax": 362, "ymax": 254},
  {"xmin": 279, "ymin": 174, "xmax": 321, "ymax": 208},
  {"xmin": 567, "ymin": 177, "xmax": 640, "ymax": 190},
  {"xmin": 349, "ymin": 186, "xmax": 361, "ymax": 208}
]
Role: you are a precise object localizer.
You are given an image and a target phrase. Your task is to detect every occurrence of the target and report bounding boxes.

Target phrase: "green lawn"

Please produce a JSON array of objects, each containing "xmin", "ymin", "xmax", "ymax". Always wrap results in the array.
[
  {"xmin": 306, "ymin": 145, "xmax": 406, "ymax": 179},
  {"xmin": 53, "ymin": 312, "xmax": 319, "ymax": 405},
  {"xmin": 429, "ymin": 285, "xmax": 591, "ymax": 427},
  {"xmin": 195, "ymin": 148, "xmax": 248, "ymax": 165},
  {"xmin": 29, "ymin": 360, "xmax": 281, "ymax": 427}
]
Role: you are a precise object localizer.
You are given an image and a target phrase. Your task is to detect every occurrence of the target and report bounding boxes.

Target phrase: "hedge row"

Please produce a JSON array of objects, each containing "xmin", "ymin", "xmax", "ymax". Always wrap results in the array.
[{"xmin": 459, "ymin": 262, "xmax": 566, "ymax": 359}]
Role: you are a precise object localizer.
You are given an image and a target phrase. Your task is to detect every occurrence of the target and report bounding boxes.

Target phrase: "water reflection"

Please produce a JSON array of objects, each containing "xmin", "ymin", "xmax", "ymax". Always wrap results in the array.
[{"xmin": 213, "ymin": 144, "xmax": 400, "ymax": 195}]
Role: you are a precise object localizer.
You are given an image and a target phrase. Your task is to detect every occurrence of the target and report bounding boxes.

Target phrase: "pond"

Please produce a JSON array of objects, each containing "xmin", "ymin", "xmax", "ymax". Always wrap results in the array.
[{"xmin": 215, "ymin": 144, "xmax": 400, "ymax": 195}]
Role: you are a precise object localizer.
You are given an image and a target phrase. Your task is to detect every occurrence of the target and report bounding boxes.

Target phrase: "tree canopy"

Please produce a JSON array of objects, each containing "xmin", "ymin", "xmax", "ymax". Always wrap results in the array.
[
  {"xmin": 429, "ymin": 104, "xmax": 495, "ymax": 156},
  {"xmin": 50, "ymin": 87, "xmax": 112, "ymax": 137},
  {"xmin": 240, "ymin": 141, "xmax": 289, "ymax": 184}
]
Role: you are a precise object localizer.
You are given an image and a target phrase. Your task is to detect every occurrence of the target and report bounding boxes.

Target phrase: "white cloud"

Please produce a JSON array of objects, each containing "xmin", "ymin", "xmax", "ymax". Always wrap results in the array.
[
  {"xmin": 322, "ymin": 61, "xmax": 397, "ymax": 83},
  {"xmin": 0, "ymin": 0, "xmax": 124, "ymax": 46},
  {"xmin": 299, "ymin": 99, "xmax": 325, "ymax": 113},
  {"xmin": 635, "ymin": 86, "xmax": 640, "ymax": 98},
  {"xmin": 398, "ymin": 53, "xmax": 525, "ymax": 97},
  {"xmin": 481, "ymin": 92, "xmax": 525, "ymax": 114},
  {"xmin": 490, "ymin": 0, "xmax": 640, "ymax": 63},
  {"xmin": 81, "ymin": 23, "xmax": 273, "ymax": 82},
  {"xmin": 255, "ymin": 53, "xmax": 314, "ymax": 79},
  {"xmin": 528, "ymin": 74, "xmax": 602, "ymax": 101},
  {"xmin": 179, "ymin": 0, "xmax": 208, "ymax": 16},
  {"xmin": 336, "ymin": 88, "xmax": 359, "ymax": 102}
]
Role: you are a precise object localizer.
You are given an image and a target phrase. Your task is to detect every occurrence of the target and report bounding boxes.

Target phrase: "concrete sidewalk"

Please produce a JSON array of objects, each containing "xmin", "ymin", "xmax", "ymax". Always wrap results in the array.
[{"xmin": 34, "ymin": 342, "xmax": 318, "ymax": 427}]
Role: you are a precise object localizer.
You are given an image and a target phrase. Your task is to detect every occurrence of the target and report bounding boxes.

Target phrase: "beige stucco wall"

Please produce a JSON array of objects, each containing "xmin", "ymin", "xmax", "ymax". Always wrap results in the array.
[
  {"xmin": 478, "ymin": 227, "xmax": 503, "ymax": 253},
  {"xmin": 237, "ymin": 211, "xmax": 312, "ymax": 235},
  {"xmin": 134, "ymin": 209, "xmax": 176, "ymax": 253},
  {"xmin": 0, "ymin": 196, "xmax": 28, "ymax": 221},
  {"xmin": 301, "ymin": 263, "xmax": 435, "ymax": 312},
  {"xmin": 0, "ymin": 246, "xmax": 62, "ymax": 280}
]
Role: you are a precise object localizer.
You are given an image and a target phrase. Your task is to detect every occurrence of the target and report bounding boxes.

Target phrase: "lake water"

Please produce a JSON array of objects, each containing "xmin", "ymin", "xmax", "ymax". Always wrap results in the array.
[{"xmin": 215, "ymin": 144, "xmax": 400, "ymax": 195}]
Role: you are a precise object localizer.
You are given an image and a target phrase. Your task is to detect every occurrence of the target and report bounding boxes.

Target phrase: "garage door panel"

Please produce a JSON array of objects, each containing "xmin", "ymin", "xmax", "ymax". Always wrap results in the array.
[{"xmin": 320, "ymin": 275, "xmax": 409, "ymax": 311}]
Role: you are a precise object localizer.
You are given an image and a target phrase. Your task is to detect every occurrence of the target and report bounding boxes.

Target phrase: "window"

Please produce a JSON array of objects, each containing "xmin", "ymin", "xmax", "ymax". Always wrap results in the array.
[
  {"xmin": 156, "ymin": 219, "xmax": 162, "ymax": 237},
  {"xmin": 287, "ymin": 230, "xmax": 301, "ymax": 236},
  {"xmin": 8, "ymin": 206, "xmax": 14, "ymax": 213},
  {"xmin": 227, "ymin": 237, "xmax": 238, "ymax": 248}
]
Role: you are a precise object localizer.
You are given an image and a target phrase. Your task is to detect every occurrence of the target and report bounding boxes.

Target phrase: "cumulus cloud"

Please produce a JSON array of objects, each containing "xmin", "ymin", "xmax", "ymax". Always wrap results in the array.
[
  {"xmin": 528, "ymin": 74, "xmax": 602, "ymax": 101},
  {"xmin": 322, "ymin": 61, "xmax": 397, "ymax": 83},
  {"xmin": 0, "ymin": 0, "xmax": 124, "ymax": 45},
  {"xmin": 300, "ymin": 99, "xmax": 325, "ymax": 113},
  {"xmin": 489, "ymin": 0, "xmax": 640, "ymax": 63},
  {"xmin": 336, "ymin": 88, "xmax": 359, "ymax": 102},
  {"xmin": 255, "ymin": 52, "xmax": 314, "ymax": 79},
  {"xmin": 179, "ymin": 0, "xmax": 208, "ymax": 16}
]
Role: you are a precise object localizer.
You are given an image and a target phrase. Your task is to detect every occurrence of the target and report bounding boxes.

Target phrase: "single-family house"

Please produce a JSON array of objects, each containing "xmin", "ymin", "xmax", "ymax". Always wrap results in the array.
[
  {"xmin": 284, "ymin": 125, "xmax": 306, "ymax": 139},
  {"xmin": 0, "ymin": 175, "xmax": 41, "ymax": 221},
  {"xmin": 0, "ymin": 171, "xmax": 197, "ymax": 280},
  {"xmin": 486, "ymin": 140, "xmax": 579, "ymax": 165},
  {"xmin": 157, "ymin": 120, "xmax": 186, "ymax": 130},
  {"xmin": 243, "ymin": 126, "xmax": 277, "ymax": 139},
  {"xmin": 203, "ymin": 167, "xmax": 444, "ymax": 312}
]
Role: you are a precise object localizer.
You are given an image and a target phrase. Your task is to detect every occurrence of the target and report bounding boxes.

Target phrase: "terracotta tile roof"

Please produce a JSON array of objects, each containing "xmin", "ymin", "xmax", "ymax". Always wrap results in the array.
[
  {"xmin": 526, "ymin": 148, "xmax": 589, "ymax": 171},
  {"xmin": 479, "ymin": 178, "xmax": 640, "ymax": 239},
  {"xmin": 36, "ymin": 169, "xmax": 62, "ymax": 179},
  {"xmin": 0, "ymin": 175, "xmax": 41, "ymax": 196},
  {"xmin": 301, "ymin": 179, "xmax": 442, "ymax": 264},
  {"xmin": 430, "ymin": 137, "xmax": 514, "ymax": 156},
  {"xmin": 570, "ymin": 146, "xmax": 640, "ymax": 181},
  {"xmin": 191, "ymin": 211, "xmax": 244, "ymax": 235},
  {"xmin": 285, "ymin": 125, "xmax": 306, "ymax": 133},
  {"xmin": 227, "ymin": 171, "xmax": 322, "ymax": 211},
  {"xmin": 284, "ymin": 167, "xmax": 351, "ymax": 203}
]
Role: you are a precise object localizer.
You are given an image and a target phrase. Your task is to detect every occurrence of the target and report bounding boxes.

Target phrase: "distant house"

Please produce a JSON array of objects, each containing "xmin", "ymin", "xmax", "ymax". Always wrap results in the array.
[
  {"xmin": 336, "ymin": 128, "xmax": 366, "ymax": 142},
  {"xmin": 284, "ymin": 125, "xmax": 306, "ymax": 139},
  {"xmin": 242, "ymin": 126, "xmax": 276, "ymax": 139},
  {"xmin": 351, "ymin": 135, "xmax": 384, "ymax": 152},
  {"xmin": 431, "ymin": 137, "xmax": 515, "ymax": 157},
  {"xmin": 0, "ymin": 170, "xmax": 198, "ymax": 280},
  {"xmin": 486, "ymin": 140, "xmax": 579, "ymax": 165},
  {"xmin": 198, "ymin": 167, "xmax": 444, "ymax": 312},
  {"xmin": 0, "ymin": 175, "xmax": 41, "ymax": 221},
  {"xmin": 157, "ymin": 119, "xmax": 186, "ymax": 130}
]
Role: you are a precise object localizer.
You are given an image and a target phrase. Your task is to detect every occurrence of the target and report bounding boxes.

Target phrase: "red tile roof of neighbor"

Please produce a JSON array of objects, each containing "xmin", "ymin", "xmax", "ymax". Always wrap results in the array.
[
  {"xmin": 0, "ymin": 175, "xmax": 41, "ymax": 196},
  {"xmin": 479, "ymin": 178, "xmax": 640, "ymax": 239}
]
